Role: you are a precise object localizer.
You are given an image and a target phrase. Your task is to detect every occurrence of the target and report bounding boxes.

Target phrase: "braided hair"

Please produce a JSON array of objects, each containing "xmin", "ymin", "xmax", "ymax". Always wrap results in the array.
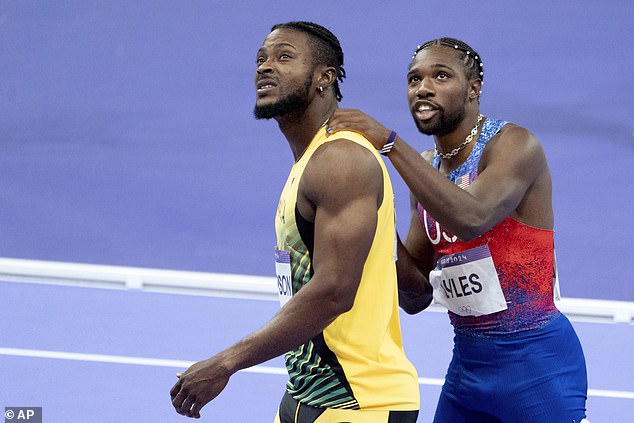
[
  {"xmin": 412, "ymin": 37, "xmax": 484, "ymax": 82},
  {"xmin": 271, "ymin": 21, "xmax": 346, "ymax": 101}
]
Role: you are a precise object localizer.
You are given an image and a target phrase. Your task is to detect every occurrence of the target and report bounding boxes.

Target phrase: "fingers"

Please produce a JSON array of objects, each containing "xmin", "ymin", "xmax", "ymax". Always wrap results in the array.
[
  {"xmin": 170, "ymin": 378, "xmax": 191, "ymax": 414},
  {"xmin": 170, "ymin": 380, "xmax": 182, "ymax": 399},
  {"xmin": 328, "ymin": 108, "xmax": 358, "ymax": 132},
  {"xmin": 180, "ymin": 395, "xmax": 196, "ymax": 418},
  {"xmin": 171, "ymin": 384, "xmax": 201, "ymax": 418},
  {"xmin": 171, "ymin": 385, "xmax": 189, "ymax": 413},
  {"xmin": 190, "ymin": 401, "xmax": 204, "ymax": 419},
  {"xmin": 327, "ymin": 108, "xmax": 379, "ymax": 135},
  {"xmin": 170, "ymin": 358, "xmax": 229, "ymax": 418}
]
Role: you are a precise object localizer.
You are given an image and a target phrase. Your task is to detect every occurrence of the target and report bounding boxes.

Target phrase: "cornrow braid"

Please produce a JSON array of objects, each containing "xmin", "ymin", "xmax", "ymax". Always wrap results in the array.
[
  {"xmin": 412, "ymin": 37, "xmax": 484, "ymax": 82},
  {"xmin": 271, "ymin": 21, "xmax": 346, "ymax": 101}
]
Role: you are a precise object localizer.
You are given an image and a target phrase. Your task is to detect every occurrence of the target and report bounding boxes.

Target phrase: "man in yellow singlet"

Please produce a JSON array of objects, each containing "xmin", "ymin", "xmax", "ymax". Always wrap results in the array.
[{"xmin": 170, "ymin": 21, "xmax": 425, "ymax": 422}]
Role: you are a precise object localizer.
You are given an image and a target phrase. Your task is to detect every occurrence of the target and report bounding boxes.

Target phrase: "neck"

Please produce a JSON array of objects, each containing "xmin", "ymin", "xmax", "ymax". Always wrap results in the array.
[
  {"xmin": 434, "ymin": 110, "xmax": 482, "ymax": 165},
  {"xmin": 277, "ymin": 100, "xmax": 337, "ymax": 161}
]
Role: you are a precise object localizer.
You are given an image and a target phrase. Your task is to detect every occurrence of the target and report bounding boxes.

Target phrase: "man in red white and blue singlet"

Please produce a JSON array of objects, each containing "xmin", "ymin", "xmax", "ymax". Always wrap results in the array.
[{"xmin": 328, "ymin": 38, "xmax": 589, "ymax": 423}]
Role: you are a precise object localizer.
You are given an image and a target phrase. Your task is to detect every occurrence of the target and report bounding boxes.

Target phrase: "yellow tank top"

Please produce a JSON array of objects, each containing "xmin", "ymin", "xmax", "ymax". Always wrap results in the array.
[{"xmin": 274, "ymin": 126, "xmax": 420, "ymax": 410}]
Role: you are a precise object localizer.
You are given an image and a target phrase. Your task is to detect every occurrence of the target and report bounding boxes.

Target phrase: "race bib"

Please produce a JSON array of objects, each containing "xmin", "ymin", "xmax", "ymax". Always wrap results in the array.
[
  {"xmin": 429, "ymin": 245, "xmax": 507, "ymax": 316},
  {"xmin": 275, "ymin": 249, "xmax": 293, "ymax": 307}
]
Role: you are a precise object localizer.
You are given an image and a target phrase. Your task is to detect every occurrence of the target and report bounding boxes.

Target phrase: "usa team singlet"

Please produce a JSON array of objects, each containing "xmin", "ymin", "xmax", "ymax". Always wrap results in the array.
[
  {"xmin": 420, "ymin": 118, "xmax": 560, "ymax": 336},
  {"xmin": 419, "ymin": 117, "xmax": 588, "ymax": 423},
  {"xmin": 274, "ymin": 126, "xmax": 420, "ymax": 412}
]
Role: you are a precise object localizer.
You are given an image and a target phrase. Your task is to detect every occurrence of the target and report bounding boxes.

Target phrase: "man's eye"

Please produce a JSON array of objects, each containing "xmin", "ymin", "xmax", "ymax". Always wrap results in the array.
[
  {"xmin": 437, "ymin": 73, "xmax": 449, "ymax": 79},
  {"xmin": 256, "ymin": 57, "xmax": 265, "ymax": 65}
]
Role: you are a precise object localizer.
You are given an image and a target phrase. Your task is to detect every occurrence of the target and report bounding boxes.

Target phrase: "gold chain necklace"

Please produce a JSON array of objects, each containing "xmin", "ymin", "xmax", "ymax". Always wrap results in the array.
[{"xmin": 435, "ymin": 114, "xmax": 484, "ymax": 159}]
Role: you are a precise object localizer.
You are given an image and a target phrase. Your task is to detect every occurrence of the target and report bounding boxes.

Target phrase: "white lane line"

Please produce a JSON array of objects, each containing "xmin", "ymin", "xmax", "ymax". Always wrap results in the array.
[
  {"xmin": 1, "ymin": 347, "xmax": 632, "ymax": 399},
  {"xmin": 588, "ymin": 389, "xmax": 634, "ymax": 399}
]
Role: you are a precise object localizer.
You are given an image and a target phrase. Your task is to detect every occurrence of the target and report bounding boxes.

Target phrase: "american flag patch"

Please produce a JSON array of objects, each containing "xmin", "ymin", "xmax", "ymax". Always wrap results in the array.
[{"xmin": 454, "ymin": 174, "xmax": 471, "ymax": 189}]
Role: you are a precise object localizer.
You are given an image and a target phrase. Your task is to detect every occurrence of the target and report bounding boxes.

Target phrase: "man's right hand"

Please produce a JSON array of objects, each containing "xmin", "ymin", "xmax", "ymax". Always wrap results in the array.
[{"xmin": 170, "ymin": 356, "xmax": 232, "ymax": 418}]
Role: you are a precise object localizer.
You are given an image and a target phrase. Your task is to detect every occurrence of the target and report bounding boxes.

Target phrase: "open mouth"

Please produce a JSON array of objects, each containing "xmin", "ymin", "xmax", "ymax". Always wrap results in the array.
[
  {"xmin": 413, "ymin": 101, "xmax": 439, "ymax": 120},
  {"xmin": 256, "ymin": 79, "xmax": 277, "ymax": 93}
]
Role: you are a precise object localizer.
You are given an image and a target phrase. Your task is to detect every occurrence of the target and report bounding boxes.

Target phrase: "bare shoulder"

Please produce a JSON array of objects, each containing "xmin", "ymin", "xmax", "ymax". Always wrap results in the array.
[
  {"xmin": 493, "ymin": 123, "xmax": 542, "ymax": 150},
  {"xmin": 483, "ymin": 122, "xmax": 546, "ymax": 164}
]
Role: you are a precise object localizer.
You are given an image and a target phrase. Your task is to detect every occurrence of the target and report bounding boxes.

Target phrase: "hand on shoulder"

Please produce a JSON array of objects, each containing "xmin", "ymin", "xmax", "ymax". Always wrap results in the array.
[{"xmin": 328, "ymin": 108, "xmax": 393, "ymax": 150}]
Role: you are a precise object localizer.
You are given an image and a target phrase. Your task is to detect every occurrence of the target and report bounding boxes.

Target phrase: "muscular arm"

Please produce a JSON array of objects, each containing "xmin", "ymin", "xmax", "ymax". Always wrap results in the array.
[
  {"xmin": 386, "ymin": 126, "xmax": 549, "ymax": 239},
  {"xmin": 396, "ymin": 194, "xmax": 434, "ymax": 314},
  {"xmin": 329, "ymin": 109, "xmax": 552, "ymax": 240},
  {"xmin": 171, "ymin": 139, "xmax": 384, "ymax": 417}
]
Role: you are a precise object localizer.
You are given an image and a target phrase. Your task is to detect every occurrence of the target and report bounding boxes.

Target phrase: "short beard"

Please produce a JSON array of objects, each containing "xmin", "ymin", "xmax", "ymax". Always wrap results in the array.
[
  {"xmin": 253, "ymin": 78, "xmax": 313, "ymax": 120},
  {"xmin": 415, "ymin": 93, "xmax": 468, "ymax": 136}
]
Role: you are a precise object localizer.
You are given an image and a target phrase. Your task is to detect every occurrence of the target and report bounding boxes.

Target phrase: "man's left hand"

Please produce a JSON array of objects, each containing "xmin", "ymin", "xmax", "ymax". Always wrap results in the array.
[{"xmin": 328, "ymin": 108, "xmax": 392, "ymax": 150}]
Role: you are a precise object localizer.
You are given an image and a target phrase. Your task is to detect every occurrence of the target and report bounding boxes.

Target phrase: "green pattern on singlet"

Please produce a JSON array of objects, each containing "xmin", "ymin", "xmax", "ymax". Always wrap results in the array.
[
  {"xmin": 284, "ymin": 341, "xmax": 359, "ymax": 409},
  {"xmin": 279, "ymin": 212, "xmax": 359, "ymax": 409},
  {"xmin": 284, "ymin": 225, "xmax": 311, "ymax": 294}
]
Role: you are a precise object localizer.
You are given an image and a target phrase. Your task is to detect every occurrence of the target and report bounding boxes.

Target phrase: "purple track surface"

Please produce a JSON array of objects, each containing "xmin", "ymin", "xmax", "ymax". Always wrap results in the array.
[
  {"xmin": 1, "ymin": 281, "xmax": 632, "ymax": 422},
  {"xmin": 1, "ymin": 2, "xmax": 633, "ymax": 421}
]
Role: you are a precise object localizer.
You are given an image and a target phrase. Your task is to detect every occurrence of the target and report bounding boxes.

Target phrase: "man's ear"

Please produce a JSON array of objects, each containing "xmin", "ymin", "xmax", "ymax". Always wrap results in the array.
[
  {"xmin": 317, "ymin": 66, "xmax": 337, "ymax": 90},
  {"xmin": 469, "ymin": 78, "xmax": 483, "ymax": 101}
]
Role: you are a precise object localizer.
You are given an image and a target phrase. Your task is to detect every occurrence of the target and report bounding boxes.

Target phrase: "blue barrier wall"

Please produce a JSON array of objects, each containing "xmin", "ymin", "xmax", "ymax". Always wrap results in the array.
[{"xmin": 1, "ymin": 1, "xmax": 632, "ymax": 300}]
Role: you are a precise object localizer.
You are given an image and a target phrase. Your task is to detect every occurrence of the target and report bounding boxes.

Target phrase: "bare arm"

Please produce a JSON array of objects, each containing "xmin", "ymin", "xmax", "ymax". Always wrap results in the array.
[
  {"xmin": 385, "ymin": 126, "xmax": 549, "ymax": 239},
  {"xmin": 395, "ymin": 193, "xmax": 434, "ymax": 313},
  {"xmin": 170, "ymin": 139, "xmax": 383, "ymax": 418},
  {"xmin": 328, "ymin": 109, "xmax": 551, "ymax": 240}
]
